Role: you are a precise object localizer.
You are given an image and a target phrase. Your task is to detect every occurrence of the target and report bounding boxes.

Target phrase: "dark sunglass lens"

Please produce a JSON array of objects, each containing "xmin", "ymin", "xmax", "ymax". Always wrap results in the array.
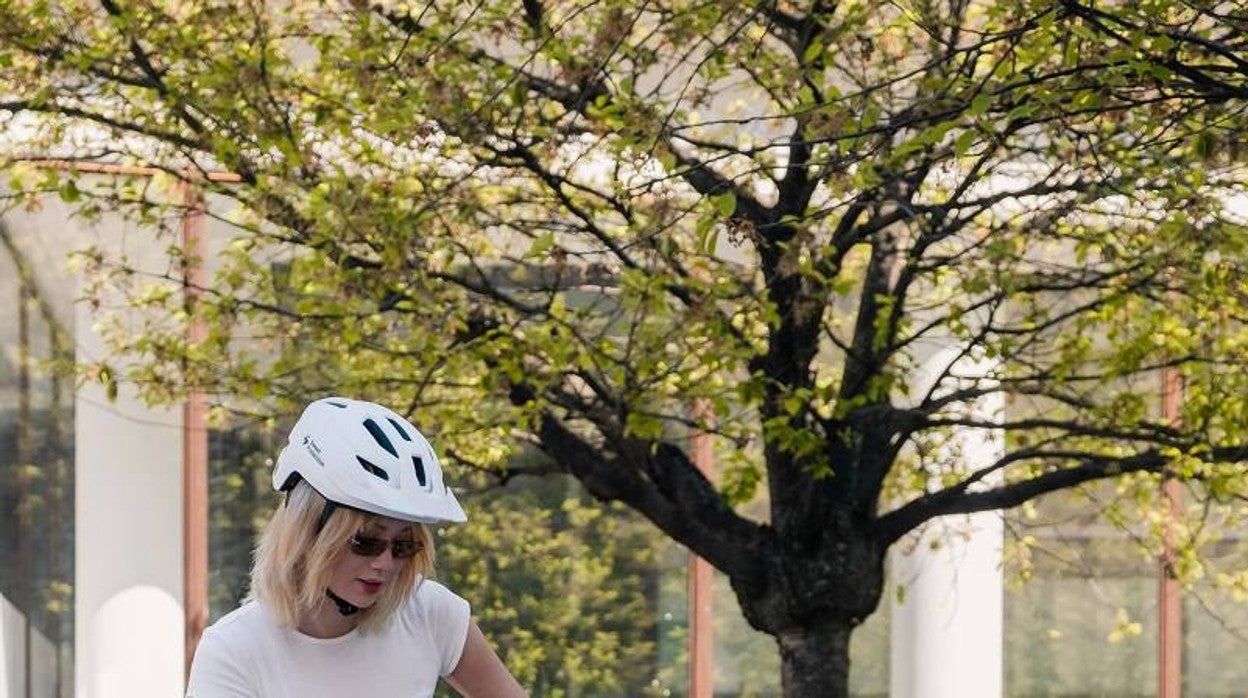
[
  {"xmin": 391, "ymin": 541, "xmax": 421, "ymax": 558},
  {"xmin": 350, "ymin": 536, "xmax": 387, "ymax": 556}
]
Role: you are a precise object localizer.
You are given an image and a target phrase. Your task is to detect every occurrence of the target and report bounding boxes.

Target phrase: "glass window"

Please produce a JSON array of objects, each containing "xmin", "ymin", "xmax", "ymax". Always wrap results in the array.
[
  {"xmin": 207, "ymin": 423, "xmax": 282, "ymax": 620},
  {"xmin": 1004, "ymin": 495, "xmax": 1158, "ymax": 697},
  {"xmin": 1181, "ymin": 533, "xmax": 1248, "ymax": 696},
  {"xmin": 0, "ymin": 218, "xmax": 76, "ymax": 698}
]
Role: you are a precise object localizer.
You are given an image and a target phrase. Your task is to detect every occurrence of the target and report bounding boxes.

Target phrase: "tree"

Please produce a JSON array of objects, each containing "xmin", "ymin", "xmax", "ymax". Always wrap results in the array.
[{"xmin": 3, "ymin": 1, "xmax": 1248, "ymax": 695}]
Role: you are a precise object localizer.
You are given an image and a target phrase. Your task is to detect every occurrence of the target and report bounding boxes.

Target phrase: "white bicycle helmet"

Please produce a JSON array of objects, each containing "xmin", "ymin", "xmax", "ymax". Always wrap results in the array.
[{"xmin": 273, "ymin": 396, "xmax": 467, "ymax": 525}]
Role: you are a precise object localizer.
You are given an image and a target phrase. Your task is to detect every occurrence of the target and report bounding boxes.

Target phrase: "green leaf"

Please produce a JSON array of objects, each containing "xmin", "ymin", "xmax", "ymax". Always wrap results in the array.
[
  {"xmin": 59, "ymin": 179, "xmax": 81, "ymax": 203},
  {"xmin": 526, "ymin": 232, "xmax": 555, "ymax": 259},
  {"xmin": 696, "ymin": 217, "xmax": 718, "ymax": 254},
  {"xmin": 969, "ymin": 93, "xmax": 992, "ymax": 117}
]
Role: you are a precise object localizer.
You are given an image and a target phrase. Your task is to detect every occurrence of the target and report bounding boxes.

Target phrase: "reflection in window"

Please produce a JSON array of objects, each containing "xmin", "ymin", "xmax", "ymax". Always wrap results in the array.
[
  {"xmin": 0, "ymin": 220, "xmax": 76, "ymax": 697},
  {"xmin": 1005, "ymin": 486, "xmax": 1248, "ymax": 698}
]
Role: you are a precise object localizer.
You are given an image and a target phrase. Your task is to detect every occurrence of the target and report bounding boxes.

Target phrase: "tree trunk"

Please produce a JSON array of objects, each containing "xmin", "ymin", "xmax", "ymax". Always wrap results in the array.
[{"xmin": 778, "ymin": 620, "xmax": 853, "ymax": 698}]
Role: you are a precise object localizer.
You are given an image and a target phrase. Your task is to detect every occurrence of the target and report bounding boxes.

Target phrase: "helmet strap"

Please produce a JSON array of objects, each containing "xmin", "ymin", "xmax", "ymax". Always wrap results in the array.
[
  {"xmin": 316, "ymin": 498, "xmax": 357, "ymax": 616},
  {"xmin": 325, "ymin": 588, "xmax": 361, "ymax": 616},
  {"xmin": 315, "ymin": 500, "xmax": 337, "ymax": 534}
]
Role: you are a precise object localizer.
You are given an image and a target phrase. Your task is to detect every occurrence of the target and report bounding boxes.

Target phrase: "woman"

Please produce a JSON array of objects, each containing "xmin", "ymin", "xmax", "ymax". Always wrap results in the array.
[{"xmin": 186, "ymin": 397, "xmax": 527, "ymax": 697}]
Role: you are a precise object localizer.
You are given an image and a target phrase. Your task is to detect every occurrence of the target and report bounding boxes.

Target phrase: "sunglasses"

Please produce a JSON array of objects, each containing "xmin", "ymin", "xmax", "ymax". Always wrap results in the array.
[{"xmin": 348, "ymin": 534, "xmax": 424, "ymax": 559}]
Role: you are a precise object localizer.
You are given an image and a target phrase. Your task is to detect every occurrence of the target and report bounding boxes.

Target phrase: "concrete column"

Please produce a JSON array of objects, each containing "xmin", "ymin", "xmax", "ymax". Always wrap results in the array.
[
  {"xmin": 1, "ymin": 593, "xmax": 25, "ymax": 698},
  {"xmin": 75, "ymin": 276, "xmax": 185, "ymax": 697},
  {"xmin": 890, "ymin": 346, "xmax": 1005, "ymax": 698}
]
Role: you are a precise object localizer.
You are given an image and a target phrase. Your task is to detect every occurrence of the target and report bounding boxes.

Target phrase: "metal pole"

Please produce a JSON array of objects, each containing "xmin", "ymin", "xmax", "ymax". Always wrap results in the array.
[
  {"xmin": 688, "ymin": 400, "xmax": 714, "ymax": 698},
  {"xmin": 25, "ymin": 159, "xmax": 241, "ymax": 182},
  {"xmin": 17, "ymin": 259, "xmax": 33, "ymax": 698},
  {"xmin": 1158, "ymin": 366, "xmax": 1183, "ymax": 698},
  {"xmin": 181, "ymin": 180, "xmax": 210, "ymax": 680}
]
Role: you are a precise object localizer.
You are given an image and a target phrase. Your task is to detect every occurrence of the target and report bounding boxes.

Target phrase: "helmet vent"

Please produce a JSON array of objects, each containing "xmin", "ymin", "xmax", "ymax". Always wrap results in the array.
[
  {"xmin": 326, "ymin": 400, "xmax": 348, "ymax": 408},
  {"xmin": 357, "ymin": 456, "xmax": 390, "ymax": 481},
  {"xmin": 363, "ymin": 419, "xmax": 398, "ymax": 457},
  {"xmin": 412, "ymin": 456, "xmax": 428, "ymax": 488},
  {"xmin": 387, "ymin": 418, "xmax": 413, "ymax": 441}
]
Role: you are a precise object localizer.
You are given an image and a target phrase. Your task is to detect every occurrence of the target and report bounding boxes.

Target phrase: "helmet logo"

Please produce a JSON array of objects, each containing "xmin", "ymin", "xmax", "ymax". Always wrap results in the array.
[{"xmin": 302, "ymin": 435, "xmax": 326, "ymax": 466}]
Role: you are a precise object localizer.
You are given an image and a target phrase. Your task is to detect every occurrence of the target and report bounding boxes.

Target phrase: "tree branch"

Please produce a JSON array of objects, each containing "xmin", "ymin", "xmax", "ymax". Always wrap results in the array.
[
  {"xmin": 877, "ymin": 444, "xmax": 1248, "ymax": 545},
  {"xmin": 518, "ymin": 387, "xmax": 767, "ymax": 585}
]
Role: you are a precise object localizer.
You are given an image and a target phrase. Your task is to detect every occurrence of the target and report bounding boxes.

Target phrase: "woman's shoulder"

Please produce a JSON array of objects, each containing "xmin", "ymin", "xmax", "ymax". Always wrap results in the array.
[
  {"xmin": 200, "ymin": 600, "xmax": 274, "ymax": 648},
  {"xmin": 400, "ymin": 578, "xmax": 472, "ymax": 671},
  {"xmin": 401, "ymin": 578, "xmax": 470, "ymax": 623},
  {"xmin": 414, "ymin": 578, "xmax": 460, "ymax": 603}
]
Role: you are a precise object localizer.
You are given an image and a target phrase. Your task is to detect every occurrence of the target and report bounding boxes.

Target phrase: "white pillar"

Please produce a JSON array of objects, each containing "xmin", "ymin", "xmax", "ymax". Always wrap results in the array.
[
  {"xmin": 890, "ymin": 346, "xmax": 1005, "ymax": 698},
  {"xmin": 1, "ymin": 593, "xmax": 25, "ymax": 698},
  {"xmin": 75, "ymin": 277, "xmax": 185, "ymax": 698}
]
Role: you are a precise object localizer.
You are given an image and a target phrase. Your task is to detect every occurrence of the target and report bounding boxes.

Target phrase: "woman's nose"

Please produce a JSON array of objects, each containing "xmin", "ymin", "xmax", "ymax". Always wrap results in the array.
[{"xmin": 370, "ymin": 547, "xmax": 397, "ymax": 571}]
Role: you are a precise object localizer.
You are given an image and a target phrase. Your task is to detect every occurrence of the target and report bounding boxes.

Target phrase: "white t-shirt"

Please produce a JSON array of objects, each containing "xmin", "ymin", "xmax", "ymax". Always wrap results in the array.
[{"xmin": 186, "ymin": 580, "xmax": 471, "ymax": 698}]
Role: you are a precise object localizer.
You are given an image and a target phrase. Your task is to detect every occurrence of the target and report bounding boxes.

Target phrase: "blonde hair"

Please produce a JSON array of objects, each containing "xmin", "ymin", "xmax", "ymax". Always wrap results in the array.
[{"xmin": 249, "ymin": 481, "xmax": 436, "ymax": 632}]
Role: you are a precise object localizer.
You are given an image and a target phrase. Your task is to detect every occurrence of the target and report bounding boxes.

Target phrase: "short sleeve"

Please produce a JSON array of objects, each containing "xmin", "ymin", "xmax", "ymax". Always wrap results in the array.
[
  {"xmin": 416, "ymin": 580, "xmax": 472, "ymax": 675},
  {"xmin": 185, "ymin": 627, "xmax": 254, "ymax": 698}
]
